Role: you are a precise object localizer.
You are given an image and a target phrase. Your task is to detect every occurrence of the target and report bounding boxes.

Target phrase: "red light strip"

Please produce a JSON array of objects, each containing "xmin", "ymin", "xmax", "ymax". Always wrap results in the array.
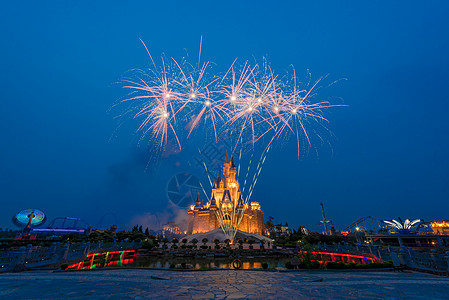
[
  {"xmin": 304, "ymin": 251, "xmax": 376, "ymax": 261},
  {"xmin": 67, "ymin": 250, "xmax": 136, "ymax": 270}
]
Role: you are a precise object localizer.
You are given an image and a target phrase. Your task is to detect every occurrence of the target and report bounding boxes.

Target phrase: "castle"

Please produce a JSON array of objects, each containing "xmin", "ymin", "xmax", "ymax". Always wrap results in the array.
[{"xmin": 187, "ymin": 154, "xmax": 265, "ymax": 235}]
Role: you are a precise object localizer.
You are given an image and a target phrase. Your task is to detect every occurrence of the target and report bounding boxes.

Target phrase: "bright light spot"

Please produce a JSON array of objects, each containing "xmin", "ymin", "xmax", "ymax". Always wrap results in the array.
[
  {"xmin": 274, "ymin": 106, "xmax": 279, "ymax": 112},
  {"xmin": 205, "ymin": 101, "xmax": 211, "ymax": 106},
  {"xmin": 165, "ymin": 93, "xmax": 170, "ymax": 98},
  {"xmin": 190, "ymin": 93, "xmax": 196, "ymax": 99},
  {"xmin": 292, "ymin": 109, "xmax": 297, "ymax": 114},
  {"xmin": 248, "ymin": 107, "xmax": 253, "ymax": 112},
  {"xmin": 355, "ymin": 227, "xmax": 359, "ymax": 231},
  {"xmin": 163, "ymin": 112, "xmax": 169, "ymax": 118},
  {"xmin": 257, "ymin": 98, "xmax": 262, "ymax": 103},
  {"xmin": 230, "ymin": 96, "xmax": 236, "ymax": 101}
]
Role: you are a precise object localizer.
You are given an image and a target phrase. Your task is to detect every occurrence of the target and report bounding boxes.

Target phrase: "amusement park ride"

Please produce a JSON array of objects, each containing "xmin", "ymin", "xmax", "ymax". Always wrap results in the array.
[
  {"xmin": 319, "ymin": 203, "xmax": 336, "ymax": 235},
  {"xmin": 12, "ymin": 209, "xmax": 91, "ymax": 238},
  {"xmin": 316, "ymin": 204, "xmax": 426, "ymax": 236},
  {"xmin": 12, "ymin": 208, "xmax": 47, "ymax": 239}
]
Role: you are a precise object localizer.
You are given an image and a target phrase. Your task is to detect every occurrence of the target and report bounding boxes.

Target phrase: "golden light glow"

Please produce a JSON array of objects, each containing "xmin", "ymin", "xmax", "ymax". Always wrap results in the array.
[
  {"xmin": 247, "ymin": 107, "xmax": 253, "ymax": 112},
  {"xmin": 190, "ymin": 205, "xmax": 195, "ymax": 210},
  {"xmin": 187, "ymin": 155, "xmax": 265, "ymax": 238},
  {"xmin": 190, "ymin": 93, "xmax": 196, "ymax": 99},
  {"xmin": 431, "ymin": 221, "xmax": 449, "ymax": 227},
  {"xmin": 205, "ymin": 100, "xmax": 211, "ymax": 106},
  {"xmin": 274, "ymin": 106, "xmax": 279, "ymax": 112},
  {"xmin": 257, "ymin": 98, "xmax": 262, "ymax": 103},
  {"xmin": 230, "ymin": 96, "xmax": 236, "ymax": 101},
  {"xmin": 163, "ymin": 112, "xmax": 169, "ymax": 118},
  {"xmin": 165, "ymin": 93, "xmax": 170, "ymax": 98},
  {"xmin": 250, "ymin": 202, "xmax": 261, "ymax": 210},
  {"xmin": 292, "ymin": 109, "xmax": 297, "ymax": 114}
]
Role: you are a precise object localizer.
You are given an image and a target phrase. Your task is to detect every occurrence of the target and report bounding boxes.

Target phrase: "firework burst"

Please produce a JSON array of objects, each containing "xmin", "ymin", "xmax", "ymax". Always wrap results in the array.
[{"xmin": 118, "ymin": 39, "xmax": 344, "ymax": 157}]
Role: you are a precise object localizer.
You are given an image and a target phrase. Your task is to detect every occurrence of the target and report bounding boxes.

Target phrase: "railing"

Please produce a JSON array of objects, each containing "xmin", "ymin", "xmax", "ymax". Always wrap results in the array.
[
  {"xmin": 0, "ymin": 241, "xmax": 142, "ymax": 273},
  {"xmin": 315, "ymin": 243, "xmax": 387, "ymax": 260},
  {"xmin": 4, "ymin": 241, "xmax": 447, "ymax": 275},
  {"xmin": 392, "ymin": 248, "xmax": 449, "ymax": 275}
]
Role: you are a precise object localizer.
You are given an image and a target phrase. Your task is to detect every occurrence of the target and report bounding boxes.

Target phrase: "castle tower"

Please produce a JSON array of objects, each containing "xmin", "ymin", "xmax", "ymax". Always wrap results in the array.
[{"xmin": 187, "ymin": 154, "xmax": 264, "ymax": 235}]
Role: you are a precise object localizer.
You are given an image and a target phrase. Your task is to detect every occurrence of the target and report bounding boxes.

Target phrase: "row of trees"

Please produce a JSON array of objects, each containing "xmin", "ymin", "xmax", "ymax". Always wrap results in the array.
[
  {"xmin": 140, "ymin": 236, "xmax": 266, "ymax": 250},
  {"xmin": 53, "ymin": 222, "xmax": 352, "ymax": 249},
  {"xmin": 274, "ymin": 229, "xmax": 356, "ymax": 248}
]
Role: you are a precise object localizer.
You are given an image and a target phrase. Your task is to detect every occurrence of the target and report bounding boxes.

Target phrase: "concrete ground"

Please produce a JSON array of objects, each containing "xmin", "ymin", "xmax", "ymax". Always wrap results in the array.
[{"xmin": 1, "ymin": 269, "xmax": 449, "ymax": 299}]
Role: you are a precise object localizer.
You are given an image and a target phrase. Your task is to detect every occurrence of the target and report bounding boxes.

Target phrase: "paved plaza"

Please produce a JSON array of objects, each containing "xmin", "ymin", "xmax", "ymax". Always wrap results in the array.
[{"xmin": 1, "ymin": 269, "xmax": 449, "ymax": 299}]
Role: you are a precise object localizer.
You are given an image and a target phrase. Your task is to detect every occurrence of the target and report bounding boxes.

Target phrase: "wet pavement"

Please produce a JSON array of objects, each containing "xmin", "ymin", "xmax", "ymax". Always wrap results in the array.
[{"xmin": 1, "ymin": 269, "xmax": 449, "ymax": 299}]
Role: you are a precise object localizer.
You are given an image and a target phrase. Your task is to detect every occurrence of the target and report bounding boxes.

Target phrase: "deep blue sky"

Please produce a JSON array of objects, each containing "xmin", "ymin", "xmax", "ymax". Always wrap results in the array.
[{"xmin": 1, "ymin": 1, "xmax": 448, "ymax": 231}]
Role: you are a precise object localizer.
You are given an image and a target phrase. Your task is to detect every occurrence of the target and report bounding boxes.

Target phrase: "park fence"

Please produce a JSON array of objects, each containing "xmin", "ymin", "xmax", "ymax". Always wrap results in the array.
[
  {"xmin": 0, "ymin": 241, "xmax": 141, "ymax": 273},
  {"xmin": 316, "ymin": 242, "xmax": 449, "ymax": 275}
]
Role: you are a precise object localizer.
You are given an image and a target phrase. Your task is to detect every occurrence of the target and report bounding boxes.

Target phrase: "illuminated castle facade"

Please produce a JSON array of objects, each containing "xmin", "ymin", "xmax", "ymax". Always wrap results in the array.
[{"xmin": 187, "ymin": 154, "xmax": 264, "ymax": 235}]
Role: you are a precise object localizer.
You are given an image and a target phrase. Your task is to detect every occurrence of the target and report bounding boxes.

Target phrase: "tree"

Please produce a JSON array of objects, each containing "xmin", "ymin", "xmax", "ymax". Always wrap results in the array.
[
  {"xmin": 127, "ymin": 228, "xmax": 147, "ymax": 242},
  {"xmin": 63, "ymin": 232, "xmax": 82, "ymax": 242},
  {"xmin": 191, "ymin": 238, "xmax": 198, "ymax": 248},
  {"xmin": 88, "ymin": 232, "xmax": 99, "ymax": 242},
  {"xmin": 153, "ymin": 237, "xmax": 160, "ymax": 248},
  {"xmin": 236, "ymin": 237, "xmax": 243, "ymax": 249},
  {"xmin": 214, "ymin": 239, "xmax": 221, "ymax": 249},
  {"xmin": 138, "ymin": 225, "xmax": 143, "ymax": 233},
  {"xmin": 116, "ymin": 230, "xmax": 131, "ymax": 242},
  {"xmin": 202, "ymin": 238, "xmax": 208, "ymax": 246},
  {"xmin": 144, "ymin": 227, "xmax": 149, "ymax": 237},
  {"xmin": 172, "ymin": 238, "xmax": 179, "ymax": 245},
  {"xmin": 142, "ymin": 239, "xmax": 156, "ymax": 250},
  {"xmin": 298, "ymin": 238, "xmax": 320, "ymax": 269},
  {"xmin": 266, "ymin": 216, "xmax": 274, "ymax": 236}
]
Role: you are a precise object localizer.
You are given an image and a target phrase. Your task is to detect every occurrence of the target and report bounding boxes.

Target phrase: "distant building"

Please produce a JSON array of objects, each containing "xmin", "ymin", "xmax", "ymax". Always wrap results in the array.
[
  {"xmin": 91, "ymin": 225, "xmax": 118, "ymax": 235},
  {"xmin": 430, "ymin": 221, "xmax": 449, "ymax": 235},
  {"xmin": 273, "ymin": 222, "xmax": 291, "ymax": 237},
  {"xmin": 187, "ymin": 154, "xmax": 264, "ymax": 235},
  {"xmin": 162, "ymin": 222, "xmax": 183, "ymax": 238}
]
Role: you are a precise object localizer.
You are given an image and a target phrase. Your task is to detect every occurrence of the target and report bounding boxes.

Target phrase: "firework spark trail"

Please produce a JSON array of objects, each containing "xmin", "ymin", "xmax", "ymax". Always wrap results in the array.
[
  {"xmin": 241, "ymin": 150, "xmax": 254, "ymax": 195},
  {"xmin": 237, "ymin": 148, "xmax": 242, "ymax": 177},
  {"xmin": 232, "ymin": 145, "xmax": 271, "ymax": 237},
  {"xmin": 201, "ymin": 160, "xmax": 213, "ymax": 188},
  {"xmin": 247, "ymin": 145, "xmax": 270, "ymax": 202},
  {"xmin": 198, "ymin": 181, "xmax": 209, "ymax": 201}
]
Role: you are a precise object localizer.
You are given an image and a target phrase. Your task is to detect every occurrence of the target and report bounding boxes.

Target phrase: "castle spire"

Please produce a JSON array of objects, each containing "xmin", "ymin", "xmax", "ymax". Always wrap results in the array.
[
  {"xmin": 214, "ymin": 173, "xmax": 218, "ymax": 188},
  {"xmin": 195, "ymin": 192, "xmax": 201, "ymax": 207},
  {"xmin": 210, "ymin": 193, "xmax": 216, "ymax": 206},
  {"xmin": 238, "ymin": 194, "xmax": 244, "ymax": 206},
  {"xmin": 225, "ymin": 152, "xmax": 229, "ymax": 163}
]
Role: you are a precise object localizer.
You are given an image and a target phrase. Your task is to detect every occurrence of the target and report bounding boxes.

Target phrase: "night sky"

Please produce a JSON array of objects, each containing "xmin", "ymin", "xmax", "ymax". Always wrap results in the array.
[{"xmin": 1, "ymin": 1, "xmax": 448, "ymax": 232}]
